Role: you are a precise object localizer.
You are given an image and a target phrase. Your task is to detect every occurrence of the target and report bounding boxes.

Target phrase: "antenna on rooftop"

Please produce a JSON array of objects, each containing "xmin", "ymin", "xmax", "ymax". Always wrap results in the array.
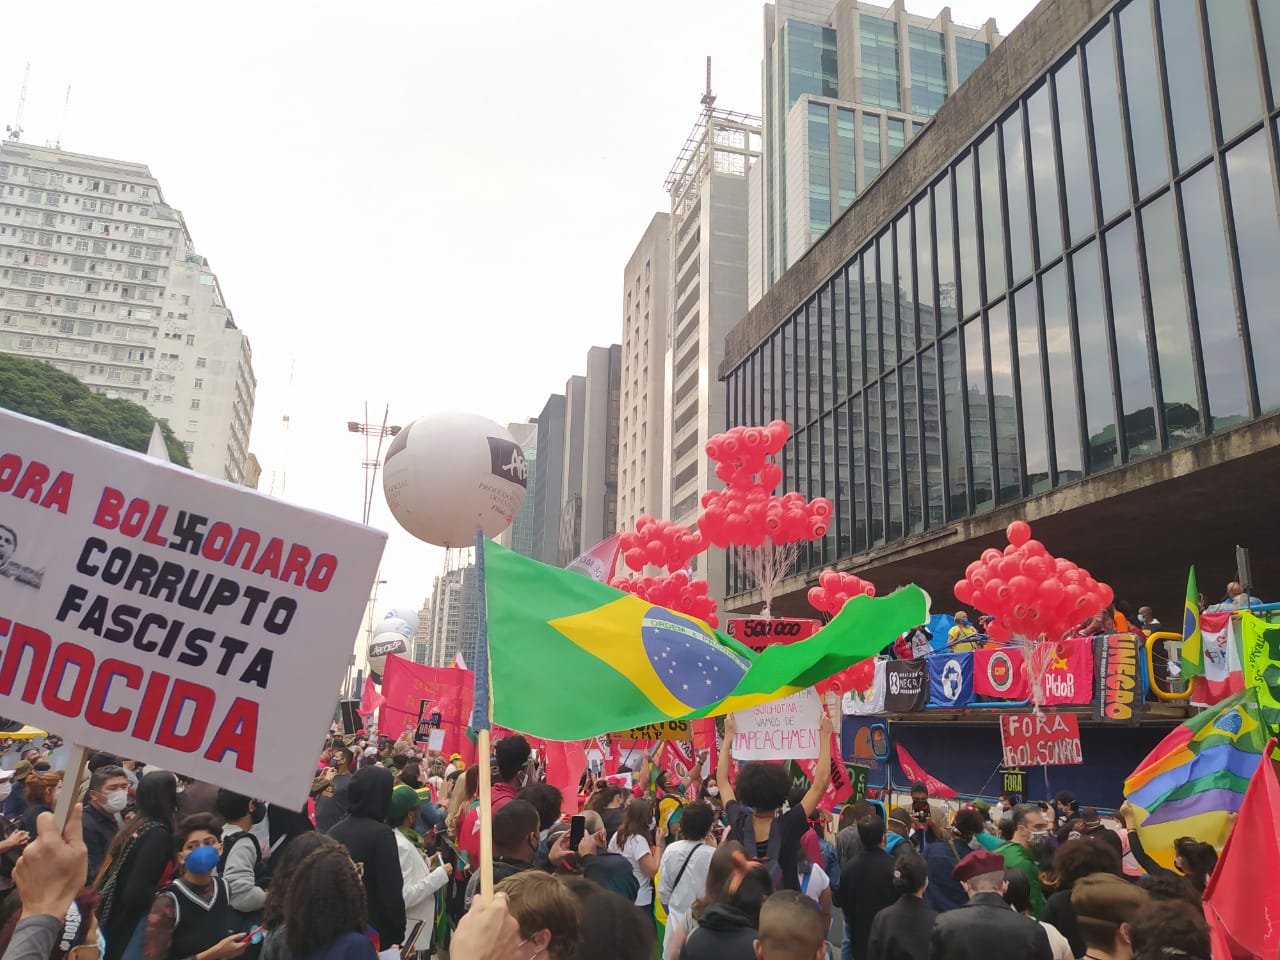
[
  {"xmin": 701, "ymin": 56, "xmax": 716, "ymax": 112},
  {"xmin": 6, "ymin": 62, "xmax": 29, "ymax": 142},
  {"xmin": 53, "ymin": 85, "xmax": 71, "ymax": 150}
]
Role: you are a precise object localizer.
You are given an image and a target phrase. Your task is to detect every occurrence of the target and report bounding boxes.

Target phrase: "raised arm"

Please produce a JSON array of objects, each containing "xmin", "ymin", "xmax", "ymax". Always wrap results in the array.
[
  {"xmin": 716, "ymin": 715, "xmax": 737, "ymax": 806},
  {"xmin": 800, "ymin": 713, "xmax": 835, "ymax": 816}
]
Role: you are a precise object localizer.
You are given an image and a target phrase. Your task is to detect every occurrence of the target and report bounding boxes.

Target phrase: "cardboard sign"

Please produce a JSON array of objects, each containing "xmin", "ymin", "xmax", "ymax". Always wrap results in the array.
[
  {"xmin": 1094, "ymin": 634, "xmax": 1144, "ymax": 723},
  {"xmin": 1001, "ymin": 767, "xmax": 1026, "ymax": 797},
  {"xmin": 0, "ymin": 410, "xmax": 385, "ymax": 806},
  {"xmin": 724, "ymin": 616, "xmax": 820, "ymax": 653},
  {"xmin": 732, "ymin": 688, "xmax": 822, "ymax": 760},
  {"xmin": 614, "ymin": 720, "xmax": 690, "ymax": 742},
  {"xmin": 847, "ymin": 763, "xmax": 870, "ymax": 801},
  {"xmin": 415, "ymin": 699, "xmax": 435, "ymax": 743},
  {"xmin": 1000, "ymin": 713, "xmax": 1084, "ymax": 767}
]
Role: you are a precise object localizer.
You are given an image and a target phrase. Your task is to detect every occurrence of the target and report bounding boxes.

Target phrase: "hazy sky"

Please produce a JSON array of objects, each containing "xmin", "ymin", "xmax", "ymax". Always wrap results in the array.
[{"xmin": 3, "ymin": 0, "xmax": 1036, "ymax": 648}]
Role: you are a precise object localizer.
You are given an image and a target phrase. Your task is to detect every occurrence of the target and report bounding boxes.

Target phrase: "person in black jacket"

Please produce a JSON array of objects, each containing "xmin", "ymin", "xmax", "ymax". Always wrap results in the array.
[
  {"xmin": 1042, "ymin": 838, "xmax": 1122, "ymax": 959},
  {"xmin": 82, "ymin": 765, "xmax": 130, "ymax": 884},
  {"xmin": 866, "ymin": 851, "xmax": 936, "ymax": 960},
  {"xmin": 928, "ymin": 850, "xmax": 1051, "ymax": 960},
  {"xmin": 679, "ymin": 844, "xmax": 772, "ymax": 960},
  {"xmin": 836, "ymin": 816, "xmax": 899, "ymax": 960},
  {"xmin": 97, "ymin": 771, "xmax": 179, "ymax": 960},
  {"xmin": 325, "ymin": 764, "xmax": 405, "ymax": 950},
  {"xmin": 462, "ymin": 800, "xmax": 539, "ymax": 906}
]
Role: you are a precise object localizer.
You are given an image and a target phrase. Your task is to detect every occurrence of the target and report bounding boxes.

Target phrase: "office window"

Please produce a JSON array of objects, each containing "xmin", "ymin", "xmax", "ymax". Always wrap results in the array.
[
  {"xmin": 902, "ymin": 358, "xmax": 923, "ymax": 532},
  {"xmin": 1182, "ymin": 163, "xmax": 1249, "ymax": 432},
  {"xmin": 909, "ymin": 26, "xmax": 947, "ymax": 117},
  {"xmin": 1027, "ymin": 84, "xmax": 1063, "ymax": 265},
  {"xmin": 1260, "ymin": 1, "xmax": 1280, "ymax": 103},
  {"xmin": 862, "ymin": 113, "xmax": 882, "ymax": 186},
  {"xmin": 955, "ymin": 37, "xmax": 989, "ymax": 85},
  {"xmin": 935, "ymin": 174, "xmax": 957, "ymax": 329},
  {"xmin": 1002, "ymin": 108, "xmax": 1034, "ymax": 283},
  {"xmin": 809, "ymin": 103, "xmax": 832, "ymax": 233},
  {"xmin": 867, "ymin": 382, "xmax": 884, "ymax": 544},
  {"xmin": 1072, "ymin": 241, "xmax": 1118, "ymax": 473},
  {"xmin": 965, "ymin": 317, "xmax": 994, "ymax": 513},
  {"xmin": 977, "ymin": 131, "xmax": 1005, "ymax": 299},
  {"xmin": 864, "ymin": 246, "xmax": 881, "ymax": 380},
  {"xmin": 955, "ymin": 153, "xmax": 980, "ymax": 318},
  {"xmin": 896, "ymin": 212, "xmax": 915, "ymax": 355},
  {"xmin": 1120, "ymin": 0, "xmax": 1171, "ymax": 198},
  {"xmin": 832, "ymin": 275, "xmax": 848, "ymax": 400},
  {"xmin": 941, "ymin": 333, "xmax": 966, "ymax": 518},
  {"xmin": 847, "ymin": 261, "xmax": 864, "ymax": 390},
  {"xmin": 785, "ymin": 20, "xmax": 838, "ymax": 105},
  {"xmin": 850, "ymin": 395, "xmax": 867, "ymax": 551},
  {"xmin": 1055, "ymin": 57, "xmax": 1095, "ymax": 244},
  {"xmin": 884, "ymin": 371, "xmax": 903, "ymax": 539},
  {"xmin": 1104, "ymin": 216, "xmax": 1158, "ymax": 458},
  {"xmin": 921, "ymin": 345, "xmax": 944, "ymax": 525},
  {"xmin": 1205, "ymin": 0, "xmax": 1263, "ymax": 142},
  {"xmin": 1226, "ymin": 129, "xmax": 1280, "ymax": 414},
  {"xmin": 887, "ymin": 118, "xmax": 905, "ymax": 159},
  {"xmin": 193, "ymin": 378, "xmax": 203, "ymax": 390},
  {"xmin": 196, "ymin": 357, "xmax": 207, "ymax": 368},
  {"xmin": 861, "ymin": 15, "xmax": 901, "ymax": 109},
  {"xmin": 879, "ymin": 232, "xmax": 897, "ymax": 371},
  {"xmin": 190, "ymin": 398, "xmax": 201, "ymax": 410},
  {"xmin": 1042, "ymin": 264, "xmax": 1082, "ymax": 483},
  {"xmin": 914, "ymin": 195, "xmax": 936, "ymax": 340},
  {"xmin": 837, "ymin": 108, "xmax": 858, "ymax": 211},
  {"xmin": 1085, "ymin": 24, "xmax": 1129, "ymax": 222},
  {"xmin": 1158, "ymin": 0, "xmax": 1212, "ymax": 171},
  {"xmin": 988, "ymin": 301, "xmax": 1020, "ymax": 503}
]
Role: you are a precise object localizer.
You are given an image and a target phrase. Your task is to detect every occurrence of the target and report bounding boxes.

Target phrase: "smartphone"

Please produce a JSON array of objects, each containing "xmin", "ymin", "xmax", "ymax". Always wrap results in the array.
[
  {"xmin": 569, "ymin": 815, "xmax": 586, "ymax": 850},
  {"xmin": 401, "ymin": 922, "xmax": 426, "ymax": 958},
  {"xmin": 239, "ymin": 926, "xmax": 265, "ymax": 944}
]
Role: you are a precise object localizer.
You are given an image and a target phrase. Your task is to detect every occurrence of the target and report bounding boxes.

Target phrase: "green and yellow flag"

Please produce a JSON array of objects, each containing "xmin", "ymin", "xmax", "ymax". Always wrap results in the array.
[
  {"xmin": 483, "ymin": 541, "xmax": 928, "ymax": 740},
  {"xmin": 1181, "ymin": 566, "xmax": 1203, "ymax": 680},
  {"xmin": 1239, "ymin": 612, "xmax": 1280, "ymax": 734}
]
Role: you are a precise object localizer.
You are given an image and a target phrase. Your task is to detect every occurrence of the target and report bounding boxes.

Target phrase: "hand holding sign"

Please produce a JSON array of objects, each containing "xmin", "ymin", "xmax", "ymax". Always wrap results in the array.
[{"xmin": 731, "ymin": 689, "xmax": 824, "ymax": 761}]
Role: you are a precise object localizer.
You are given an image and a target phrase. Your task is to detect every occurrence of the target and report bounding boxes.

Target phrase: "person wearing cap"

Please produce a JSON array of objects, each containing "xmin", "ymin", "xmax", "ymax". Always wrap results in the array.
[
  {"xmin": 4, "ymin": 759, "xmax": 33, "ymax": 819},
  {"xmin": 1071, "ymin": 872, "xmax": 1150, "ymax": 960},
  {"xmin": 929, "ymin": 850, "xmax": 1052, "ymax": 960},
  {"xmin": 388, "ymin": 785, "xmax": 451, "ymax": 958},
  {"xmin": 446, "ymin": 753, "xmax": 463, "ymax": 777},
  {"xmin": 1066, "ymin": 807, "xmax": 1124, "ymax": 862},
  {"xmin": 866, "ymin": 850, "xmax": 935, "ymax": 960},
  {"xmin": 142, "ymin": 813, "xmax": 246, "ymax": 960}
]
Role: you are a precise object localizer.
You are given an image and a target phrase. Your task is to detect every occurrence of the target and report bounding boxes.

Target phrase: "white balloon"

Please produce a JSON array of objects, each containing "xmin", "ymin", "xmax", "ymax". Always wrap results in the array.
[
  {"xmin": 368, "ymin": 631, "xmax": 409, "ymax": 675},
  {"xmin": 384, "ymin": 608, "xmax": 422, "ymax": 633},
  {"xmin": 381, "ymin": 617, "xmax": 414, "ymax": 639},
  {"xmin": 382, "ymin": 412, "xmax": 528, "ymax": 547}
]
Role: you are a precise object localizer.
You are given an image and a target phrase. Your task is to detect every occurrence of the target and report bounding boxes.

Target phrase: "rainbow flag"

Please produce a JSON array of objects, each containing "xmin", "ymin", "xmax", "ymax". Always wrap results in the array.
[{"xmin": 1123, "ymin": 689, "xmax": 1267, "ymax": 869}]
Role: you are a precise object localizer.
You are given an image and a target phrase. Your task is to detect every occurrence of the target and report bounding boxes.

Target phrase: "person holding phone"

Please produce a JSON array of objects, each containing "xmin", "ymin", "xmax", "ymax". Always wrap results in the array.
[{"xmin": 387, "ymin": 786, "xmax": 451, "ymax": 958}]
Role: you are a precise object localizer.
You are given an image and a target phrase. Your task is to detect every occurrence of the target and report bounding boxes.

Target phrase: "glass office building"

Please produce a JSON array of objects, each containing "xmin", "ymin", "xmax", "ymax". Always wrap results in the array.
[{"xmin": 726, "ymin": 0, "xmax": 1280, "ymax": 599}]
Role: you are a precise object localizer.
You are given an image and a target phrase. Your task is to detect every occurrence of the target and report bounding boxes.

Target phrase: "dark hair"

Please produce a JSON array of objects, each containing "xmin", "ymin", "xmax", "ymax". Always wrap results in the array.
[
  {"xmin": 952, "ymin": 808, "xmax": 985, "ymax": 840},
  {"xmin": 521, "ymin": 783, "xmax": 564, "ymax": 833},
  {"xmin": 839, "ymin": 800, "xmax": 874, "ymax": 831},
  {"xmin": 892, "ymin": 851, "xmax": 929, "ymax": 895},
  {"xmin": 173, "ymin": 814, "xmax": 221, "ymax": 855},
  {"xmin": 910, "ymin": 781, "xmax": 927, "ymax": 794},
  {"xmin": 857, "ymin": 815, "xmax": 886, "ymax": 849},
  {"xmin": 104, "ymin": 770, "xmax": 177, "ymax": 864},
  {"xmin": 1130, "ymin": 900, "xmax": 1211, "ymax": 960},
  {"xmin": 495, "ymin": 735, "xmax": 532, "ymax": 782},
  {"xmin": 399, "ymin": 763, "xmax": 422, "ymax": 786},
  {"xmin": 263, "ymin": 833, "xmax": 338, "ymax": 929},
  {"xmin": 584, "ymin": 784, "xmax": 623, "ymax": 814},
  {"xmin": 334, "ymin": 747, "xmax": 354, "ymax": 768},
  {"xmin": 786, "ymin": 786, "xmax": 806, "ymax": 809},
  {"xmin": 1055, "ymin": 791, "xmax": 1078, "ymax": 810},
  {"xmin": 998, "ymin": 816, "xmax": 1016, "ymax": 841},
  {"xmin": 1000, "ymin": 791, "xmax": 1017, "ymax": 803},
  {"xmin": 678, "ymin": 801, "xmax": 715, "ymax": 841},
  {"xmin": 1054, "ymin": 838, "xmax": 1122, "ymax": 889},
  {"xmin": 616, "ymin": 797, "xmax": 653, "ymax": 849},
  {"xmin": 1010, "ymin": 803, "xmax": 1041, "ymax": 829},
  {"xmin": 88, "ymin": 765, "xmax": 128, "ymax": 794},
  {"xmin": 1135, "ymin": 873, "xmax": 1201, "ymax": 906},
  {"xmin": 1003, "ymin": 868, "xmax": 1031, "ymax": 913},
  {"xmin": 284, "ymin": 845, "xmax": 369, "ymax": 956},
  {"xmin": 728, "ymin": 857, "xmax": 774, "ymax": 927},
  {"xmin": 1173, "ymin": 838, "xmax": 1218, "ymax": 893},
  {"xmin": 561, "ymin": 875, "xmax": 653, "ymax": 960},
  {"xmin": 215, "ymin": 789, "xmax": 253, "ymax": 822},
  {"xmin": 735, "ymin": 761, "xmax": 790, "ymax": 812},
  {"xmin": 492, "ymin": 799, "xmax": 540, "ymax": 853}
]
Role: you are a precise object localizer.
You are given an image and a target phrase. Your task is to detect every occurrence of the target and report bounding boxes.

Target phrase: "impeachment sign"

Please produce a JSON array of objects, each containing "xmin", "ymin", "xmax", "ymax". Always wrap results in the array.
[{"xmin": 0, "ymin": 410, "xmax": 386, "ymax": 806}]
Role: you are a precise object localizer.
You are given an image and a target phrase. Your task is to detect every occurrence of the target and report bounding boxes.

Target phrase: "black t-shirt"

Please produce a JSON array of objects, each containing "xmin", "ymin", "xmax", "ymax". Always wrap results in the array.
[{"xmin": 726, "ymin": 800, "xmax": 809, "ymax": 892}]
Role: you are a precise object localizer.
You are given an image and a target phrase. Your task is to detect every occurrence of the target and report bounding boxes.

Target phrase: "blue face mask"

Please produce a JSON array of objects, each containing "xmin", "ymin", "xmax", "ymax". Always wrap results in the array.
[{"xmin": 97, "ymin": 928, "xmax": 107, "ymax": 955}]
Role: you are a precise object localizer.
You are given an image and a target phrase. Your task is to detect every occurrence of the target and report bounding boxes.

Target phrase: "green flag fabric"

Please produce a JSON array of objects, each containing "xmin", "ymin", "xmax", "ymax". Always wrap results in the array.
[{"xmin": 483, "ymin": 540, "xmax": 928, "ymax": 740}]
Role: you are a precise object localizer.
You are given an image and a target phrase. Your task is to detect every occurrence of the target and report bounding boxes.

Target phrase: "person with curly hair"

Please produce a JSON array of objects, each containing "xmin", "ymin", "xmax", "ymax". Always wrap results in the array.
[
  {"xmin": 716, "ymin": 712, "xmax": 834, "ymax": 893},
  {"xmin": 1129, "ymin": 899, "xmax": 1210, "ymax": 960},
  {"xmin": 1134, "ymin": 872, "xmax": 1200, "ymax": 907},
  {"xmin": 260, "ymin": 834, "xmax": 338, "ymax": 960},
  {"xmin": 1041, "ymin": 838, "xmax": 1122, "ymax": 957},
  {"xmin": 282, "ymin": 845, "xmax": 375, "ymax": 960}
]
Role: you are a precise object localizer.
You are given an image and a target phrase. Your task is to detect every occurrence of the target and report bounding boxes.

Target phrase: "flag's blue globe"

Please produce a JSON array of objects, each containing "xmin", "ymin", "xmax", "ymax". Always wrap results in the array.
[{"xmin": 640, "ymin": 608, "xmax": 749, "ymax": 709}]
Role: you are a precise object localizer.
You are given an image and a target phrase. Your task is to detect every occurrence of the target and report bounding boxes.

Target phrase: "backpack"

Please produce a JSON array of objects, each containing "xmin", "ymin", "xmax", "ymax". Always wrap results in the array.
[{"xmin": 731, "ymin": 806, "xmax": 784, "ymax": 889}]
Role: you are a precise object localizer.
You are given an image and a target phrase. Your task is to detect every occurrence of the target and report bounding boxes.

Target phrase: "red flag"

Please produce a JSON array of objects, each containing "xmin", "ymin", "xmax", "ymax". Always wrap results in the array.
[
  {"xmin": 1203, "ymin": 739, "xmax": 1280, "ymax": 958},
  {"xmin": 895, "ymin": 743, "xmax": 956, "ymax": 798},
  {"xmin": 800, "ymin": 731, "xmax": 853, "ymax": 808},
  {"xmin": 973, "ymin": 648, "xmax": 1029, "ymax": 700},
  {"xmin": 1038, "ymin": 639, "xmax": 1093, "ymax": 706},
  {"xmin": 379, "ymin": 655, "xmax": 475, "ymax": 765},
  {"xmin": 358, "ymin": 676, "xmax": 386, "ymax": 719},
  {"xmin": 544, "ymin": 740, "xmax": 589, "ymax": 817}
]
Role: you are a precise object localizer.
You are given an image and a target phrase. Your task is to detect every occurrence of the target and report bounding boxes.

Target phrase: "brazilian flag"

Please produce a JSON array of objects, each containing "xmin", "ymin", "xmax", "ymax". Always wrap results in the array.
[{"xmin": 483, "ymin": 541, "xmax": 928, "ymax": 741}]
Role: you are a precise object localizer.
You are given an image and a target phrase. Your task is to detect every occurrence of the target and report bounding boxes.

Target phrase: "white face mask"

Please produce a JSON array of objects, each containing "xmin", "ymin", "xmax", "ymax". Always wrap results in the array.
[
  {"xmin": 706, "ymin": 785, "xmax": 719, "ymax": 797},
  {"xmin": 104, "ymin": 791, "xmax": 130, "ymax": 814}
]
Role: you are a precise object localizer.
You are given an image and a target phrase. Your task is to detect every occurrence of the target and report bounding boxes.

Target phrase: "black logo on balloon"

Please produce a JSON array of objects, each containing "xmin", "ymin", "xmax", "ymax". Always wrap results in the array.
[{"xmin": 487, "ymin": 437, "xmax": 529, "ymax": 488}]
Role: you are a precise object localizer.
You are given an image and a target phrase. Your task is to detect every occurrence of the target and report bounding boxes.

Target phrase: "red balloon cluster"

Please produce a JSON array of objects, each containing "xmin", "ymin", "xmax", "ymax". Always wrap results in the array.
[
  {"xmin": 807, "ymin": 568, "xmax": 876, "ymax": 615},
  {"xmin": 609, "ymin": 571, "xmax": 718, "ymax": 628},
  {"xmin": 619, "ymin": 516, "xmax": 705, "ymax": 573},
  {"xmin": 953, "ymin": 520, "xmax": 1114, "ymax": 643},
  {"xmin": 696, "ymin": 421, "xmax": 834, "ymax": 550}
]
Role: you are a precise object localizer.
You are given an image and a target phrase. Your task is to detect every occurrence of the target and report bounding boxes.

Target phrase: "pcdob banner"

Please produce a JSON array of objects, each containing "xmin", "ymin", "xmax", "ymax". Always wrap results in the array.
[{"xmin": 0, "ymin": 410, "xmax": 386, "ymax": 806}]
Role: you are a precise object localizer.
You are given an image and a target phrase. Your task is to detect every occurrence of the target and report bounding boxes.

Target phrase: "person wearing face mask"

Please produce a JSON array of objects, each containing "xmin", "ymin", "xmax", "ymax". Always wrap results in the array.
[
  {"xmin": 463, "ymin": 799, "xmax": 540, "ymax": 906},
  {"xmin": 456, "ymin": 735, "xmax": 533, "ymax": 862},
  {"xmin": 997, "ymin": 804, "xmax": 1049, "ymax": 919},
  {"xmin": 83, "ymin": 765, "xmax": 131, "ymax": 883},
  {"xmin": 215, "ymin": 791, "xmax": 268, "ymax": 932}
]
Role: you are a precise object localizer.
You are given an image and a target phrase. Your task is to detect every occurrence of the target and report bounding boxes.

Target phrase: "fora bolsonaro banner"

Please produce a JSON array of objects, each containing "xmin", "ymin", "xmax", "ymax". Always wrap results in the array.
[{"xmin": 0, "ymin": 409, "xmax": 386, "ymax": 807}]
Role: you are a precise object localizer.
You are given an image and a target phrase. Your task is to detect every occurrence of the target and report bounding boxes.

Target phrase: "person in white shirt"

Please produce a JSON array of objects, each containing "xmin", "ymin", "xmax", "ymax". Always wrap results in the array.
[
  {"xmin": 607, "ymin": 797, "xmax": 659, "ymax": 909},
  {"xmin": 388, "ymin": 785, "xmax": 451, "ymax": 957},
  {"xmin": 656, "ymin": 801, "xmax": 717, "ymax": 958}
]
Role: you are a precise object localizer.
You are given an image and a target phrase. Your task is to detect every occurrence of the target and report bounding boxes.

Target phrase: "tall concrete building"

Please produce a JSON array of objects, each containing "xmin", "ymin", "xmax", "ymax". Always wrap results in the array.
[
  {"xmin": 559, "ymin": 345, "xmax": 621, "ymax": 564},
  {"xmin": 425, "ymin": 564, "xmax": 481, "ymax": 668},
  {"xmin": 531, "ymin": 393, "xmax": 566, "ymax": 565},
  {"xmin": 720, "ymin": 0, "xmax": 1280, "ymax": 613},
  {"xmin": 0, "ymin": 142, "xmax": 257, "ymax": 483},
  {"xmin": 618, "ymin": 213, "xmax": 671, "ymax": 533},
  {"xmin": 663, "ymin": 104, "xmax": 761, "ymax": 601},
  {"xmin": 496, "ymin": 419, "xmax": 538, "ymax": 557},
  {"xmin": 749, "ymin": 0, "xmax": 1001, "ymax": 305}
]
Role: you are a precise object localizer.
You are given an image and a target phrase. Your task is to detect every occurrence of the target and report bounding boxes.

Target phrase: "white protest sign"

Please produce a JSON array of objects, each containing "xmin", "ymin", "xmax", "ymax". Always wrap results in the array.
[
  {"xmin": 731, "ymin": 688, "xmax": 822, "ymax": 760},
  {"xmin": 0, "ymin": 410, "xmax": 386, "ymax": 807}
]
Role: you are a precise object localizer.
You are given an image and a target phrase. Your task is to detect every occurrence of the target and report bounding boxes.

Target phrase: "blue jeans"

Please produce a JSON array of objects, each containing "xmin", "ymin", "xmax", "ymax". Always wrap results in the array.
[{"xmin": 841, "ymin": 926, "xmax": 852, "ymax": 960}]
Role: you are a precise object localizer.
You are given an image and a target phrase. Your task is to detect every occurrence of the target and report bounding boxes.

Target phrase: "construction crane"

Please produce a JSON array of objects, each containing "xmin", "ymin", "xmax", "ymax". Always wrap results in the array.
[
  {"xmin": 701, "ymin": 56, "xmax": 716, "ymax": 113},
  {"xmin": 6, "ymin": 63, "xmax": 29, "ymax": 142}
]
